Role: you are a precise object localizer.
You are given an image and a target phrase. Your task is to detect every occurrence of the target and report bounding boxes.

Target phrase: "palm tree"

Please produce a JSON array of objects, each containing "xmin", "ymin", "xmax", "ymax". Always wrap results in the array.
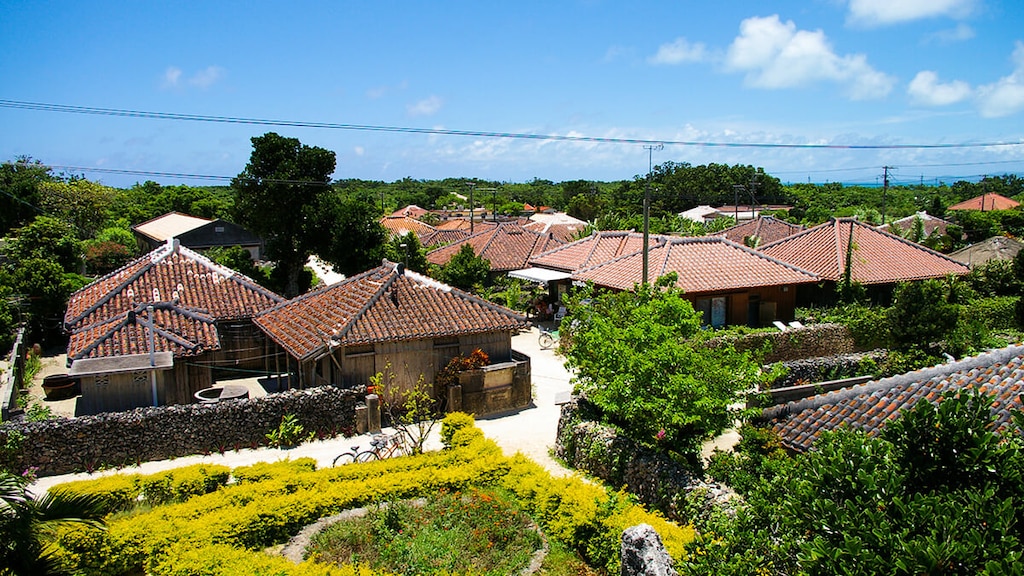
[{"xmin": 0, "ymin": 472, "xmax": 107, "ymax": 575}]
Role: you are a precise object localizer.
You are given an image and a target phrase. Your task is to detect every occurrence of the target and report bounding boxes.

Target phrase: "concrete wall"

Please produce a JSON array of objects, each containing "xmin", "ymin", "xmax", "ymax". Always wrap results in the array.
[
  {"xmin": 0, "ymin": 385, "xmax": 361, "ymax": 477},
  {"xmin": 451, "ymin": 350, "xmax": 531, "ymax": 416}
]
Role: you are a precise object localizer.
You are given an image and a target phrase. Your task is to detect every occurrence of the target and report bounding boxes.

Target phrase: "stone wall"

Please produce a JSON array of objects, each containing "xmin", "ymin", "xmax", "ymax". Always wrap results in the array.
[
  {"xmin": 554, "ymin": 397, "xmax": 732, "ymax": 523},
  {"xmin": 0, "ymin": 385, "xmax": 362, "ymax": 477},
  {"xmin": 767, "ymin": 349, "xmax": 888, "ymax": 388},
  {"xmin": 711, "ymin": 323, "xmax": 859, "ymax": 363}
]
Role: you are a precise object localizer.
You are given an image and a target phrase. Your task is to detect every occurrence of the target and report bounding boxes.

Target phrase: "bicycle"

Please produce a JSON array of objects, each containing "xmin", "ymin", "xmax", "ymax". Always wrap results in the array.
[
  {"xmin": 358, "ymin": 432, "xmax": 407, "ymax": 461},
  {"xmin": 538, "ymin": 327, "xmax": 559, "ymax": 350},
  {"xmin": 332, "ymin": 432, "xmax": 405, "ymax": 466}
]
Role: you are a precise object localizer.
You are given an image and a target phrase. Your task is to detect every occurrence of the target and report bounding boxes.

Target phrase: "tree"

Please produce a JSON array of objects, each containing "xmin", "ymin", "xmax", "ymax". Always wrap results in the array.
[
  {"xmin": 38, "ymin": 179, "xmax": 117, "ymax": 239},
  {"xmin": 311, "ymin": 190, "xmax": 386, "ymax": 277},
  {"xmin": 887, "ymin": 279, "xmax": 964, "ymax": 355},
  {"xmin": 561, "ymin": 284, "xmax": 762, "ymax": 460},
  {"xmin": 384, "ymin": 232, "xmax": 429, "ymax": 274},
  {"xmin": 0, "ymin": 471, "xmax": 107, "ymax": 575},
  {"xmin": 3, "ymin": 216, "xmax": 82, "ymax": 273},
  {"xmin": 686, "ymin": 391, "xmax": 1024, "ymax": 575},
  {"xmin": 0, "ymin": 157, "xmax": 52, "ymax": 236},
  {"xmin": 439, "ymin": 244, "xmax": 490, "ymax": 290},
  {"xmin": 231, "ymin": 133, "xmax": 337, "ymax": 298}
]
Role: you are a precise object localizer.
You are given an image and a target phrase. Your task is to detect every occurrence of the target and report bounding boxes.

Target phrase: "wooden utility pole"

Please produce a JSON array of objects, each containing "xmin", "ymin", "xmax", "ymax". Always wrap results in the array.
[{"xmin": 882, "ymin": 166, "xmax": 892, "ymax": 225}]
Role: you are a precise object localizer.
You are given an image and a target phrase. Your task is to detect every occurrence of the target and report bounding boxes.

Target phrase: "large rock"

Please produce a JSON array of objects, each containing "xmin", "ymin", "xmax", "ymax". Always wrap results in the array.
[{"xmin": 620, "ymin": 524, "xmax": 677, "ymax": 576}]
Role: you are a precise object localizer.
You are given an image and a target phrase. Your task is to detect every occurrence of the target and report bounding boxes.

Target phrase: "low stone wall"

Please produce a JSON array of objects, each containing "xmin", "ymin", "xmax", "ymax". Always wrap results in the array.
[
  {"xmin": 767, "ymin": 349, "xmax": 888, "ymax": 388},
  {"xmin": 711, "ymin": 323, "xmax": 859, "ymax": 363},
  {"xmin": 0, "ymin": 385, "xmax": 362, "ymax": 477},
  {"xmin": 554, "ymin": 397, "xmax": 732, "ymax": 523}
]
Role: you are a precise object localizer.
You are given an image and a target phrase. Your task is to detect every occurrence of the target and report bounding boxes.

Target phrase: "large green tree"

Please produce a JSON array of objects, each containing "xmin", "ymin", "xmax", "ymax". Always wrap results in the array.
[
  {"xmin": 561, "ymin": 283, "xmax": 762, "ymax": 459},
  {"xmin": 231, "ymin": 133, "xmax": 338, "ymax": 298}
]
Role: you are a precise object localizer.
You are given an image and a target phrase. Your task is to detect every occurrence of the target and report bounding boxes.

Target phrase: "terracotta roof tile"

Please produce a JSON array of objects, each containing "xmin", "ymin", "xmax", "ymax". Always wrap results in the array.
[
  {"xmin": 529, "ymin": 231, "xmax": 662, "ymax": 273},
  {"xmin": 64, "ymin": 240, "xmax": 285, "ymax": 331},
  {"xmin": 760, "ymin": 218, "xmax": 969, "ymax": 284},
  {"xmin": 426, "ymin": 222, "xmax": 565, "ymax": 272},
  {"xmin": 379, "ymin": 216, "xmax": 437, "ymax": 240},
  {"xmin": 712, "ymin": 216, "xmax": 804, "ymax": 245},
  {"xmin": 420, "ymin": 228, "xmax": 470, "ymax": 248},
  {"xmin": 254, "ymin": 261, "xmax": 528, "ymax": 360},
  {"xmin": 569, "ymin": 236, "xmax": 819, "ymax": 293},
  {"xmin": 68, "ymin": 303, "xmax": 220, "ymax": 360},
  {"xmin": 948, "ymin": 193, "xmax": 1020, "ymax": 211},
  {"xmin": 766, "ymin": 345, "xmax": 1024, "ymax": 452}
]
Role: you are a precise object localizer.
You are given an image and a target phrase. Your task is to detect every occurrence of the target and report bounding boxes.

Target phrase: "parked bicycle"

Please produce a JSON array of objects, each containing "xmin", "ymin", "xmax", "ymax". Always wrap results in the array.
[
  {"xmin": 332, "ymin": 432, "xmax": 406, "ymax": 466},
  {"xmin": 538, "ymin": 327, "xmax": 559, "ymax": 350}
]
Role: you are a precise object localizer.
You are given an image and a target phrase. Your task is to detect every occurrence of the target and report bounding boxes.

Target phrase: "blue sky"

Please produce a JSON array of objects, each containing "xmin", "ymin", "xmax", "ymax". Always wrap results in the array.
[{"xmin": 2, "ymin": 0, "xmax": 1023, "ymax": 188}]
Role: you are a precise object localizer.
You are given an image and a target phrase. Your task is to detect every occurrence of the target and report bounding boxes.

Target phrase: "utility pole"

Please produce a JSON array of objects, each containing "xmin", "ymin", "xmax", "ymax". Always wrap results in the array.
[
  {"xmin": 642, "ymin": 143, "xmax": 663, "ymax": 286},
  {"xmin": 467, "ymin": 181, "xmax": 476, "ymax": 233},
  {"xmin": 882, "ymin": 166, "xmax": 892, "ymax": 225}
]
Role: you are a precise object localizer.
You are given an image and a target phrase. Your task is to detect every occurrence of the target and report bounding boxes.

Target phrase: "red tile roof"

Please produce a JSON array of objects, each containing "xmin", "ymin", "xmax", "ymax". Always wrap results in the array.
[
  {"xmin": 68, "ymin": 303, "xmax": 220, "ymax": 361},
  {"xmin": 530, "ymin": 231, "xmax": 662, "ymax": 273},
  {"xmin": 766, "ymin": 345, "xmax": 1024, "ymax": 452},
  {"xmin": 570, "ymin": 236, "xmax": 818, "ymax": 293},
  {"xmin": 435, "ymin": 219, "xmax": 501, "ymax": 232},
  {"xmin": 759, "ymin": 218, "xmax": 969, "ymax": 285},
  {"xmin": 254, "ymin": 261, "xmax": 528, "ymax": 361},
  {"xmin": 426, "ymin": 222, "xmax": 565, "ymax": 272},
  {"xmin": 947, "ymin": 193, "xmax": 1020, "ymax": 211},
  {"xmin": 390, "ymin": 205, "xmax": 431, "ymax": 219},
  {"xmin": 712, "ymin": 216, "xmax": 804, "ymax": 245},
  {"xmin": 420, "ymin": 228, "xmax": 469, "ymax": 248},
  {"xmin": 522, "ymin": 220, "xmax": 588, "ymax": 243},
  {"xmin": 877, "ymin": 211, "xmax": 954, "ymax": 239},
  {"xmin": 65, "ymin": 240, "xmax": 285, "ymax": 331},
  {"xmin": 379, "ymin": 216, "xmax": 436, "ymax": 239}
]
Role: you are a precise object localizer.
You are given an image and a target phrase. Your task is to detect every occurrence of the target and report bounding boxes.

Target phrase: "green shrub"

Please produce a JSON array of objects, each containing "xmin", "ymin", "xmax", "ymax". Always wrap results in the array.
[
  {"xmin": 139, "ymin": 464, "xmax": 231, "ymax": 506},
  {"xmin": 50, "ymin": 474, "xmax": 142, "ymax": 513},
  {"xmin": 968, "ymin": 295, "xmax": 1019, "ymax": 330}
]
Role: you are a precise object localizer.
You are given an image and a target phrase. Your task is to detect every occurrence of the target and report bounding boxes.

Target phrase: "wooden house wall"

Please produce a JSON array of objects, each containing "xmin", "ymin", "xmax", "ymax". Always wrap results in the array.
[
  {"xmin": 209, "ymin": 321, "xmax": 277, "ymax": 377},
  {"xmin": 78, "ymin": 370, "xmax": 172, "ymax": 415},
  {"xmin": 317, "ymin": 331, "xmax": 516, "ymax": 397},
  {"xmin": 685, "ymin": 284, "xmax": 801, "ymax": 328}
]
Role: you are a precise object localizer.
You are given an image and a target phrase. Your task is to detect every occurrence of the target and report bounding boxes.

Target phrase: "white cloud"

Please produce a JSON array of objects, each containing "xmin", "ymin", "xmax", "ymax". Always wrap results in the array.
[
  {"xmin": 648, "ymin": 37, "xmax": 708, "ymax": 65},
  {"xmin": 162, "ymin": 67, "xmax": 182, "ymax": 89},
  {"xmin": 926, "ymin": 23, "xmax": 976, "ymax": 44},
  {"xmin": 847, "ymin": 0, "xmax": 976, "ymax": 26},
  {"xmin": 407, "ymin": 95, "xmax": 443, "ymax": 117},
  {"xmin": 976, "ymin": 41, "xmax": 1024, "ymax": 118},
  {"xmin": 725, "ymin": 15, "xmax": 895, "ymax": 99},
  {"xmin": 188, "ymin": 66, "xmax": 224, "ymax": 89},
  {"xmin": 908, "ymin": 70, "xmax": 973, "ymax": 105},
  {"xmin": 353, "ymin": 146, "xmax": 365, "ymax": 156}
]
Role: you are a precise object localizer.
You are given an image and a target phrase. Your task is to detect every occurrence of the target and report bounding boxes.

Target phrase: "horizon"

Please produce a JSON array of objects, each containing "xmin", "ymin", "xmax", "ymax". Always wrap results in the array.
[{"xmin": 2, "ymin": 1, "xmax": 1023, "ymax": 189}]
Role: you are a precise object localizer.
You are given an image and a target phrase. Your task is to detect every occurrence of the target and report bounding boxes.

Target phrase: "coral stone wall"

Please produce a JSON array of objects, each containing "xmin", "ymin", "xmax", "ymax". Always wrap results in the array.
[
  {"xmin": 711, "ymin": 323, "xmax": 858, "ymax": 363},
  {"xmin": 554, "ymin": 397, "xmax": 732, "ymax": 522},
  {"xmin": 1, "ymin": 386, "xmax": 361, "ymax": 477}
]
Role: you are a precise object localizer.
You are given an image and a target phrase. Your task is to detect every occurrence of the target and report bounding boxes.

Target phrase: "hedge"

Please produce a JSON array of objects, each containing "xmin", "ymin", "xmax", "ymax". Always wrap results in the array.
[{"xmin": 50, "ymin": 415, "xmax": 693, "ymax": 575}]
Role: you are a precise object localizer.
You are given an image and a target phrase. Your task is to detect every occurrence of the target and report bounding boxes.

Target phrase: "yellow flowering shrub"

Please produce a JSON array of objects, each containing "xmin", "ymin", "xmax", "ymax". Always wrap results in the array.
[{"xmin": 50, "ymin": 420, "xmax": 692, "ymax": 575}]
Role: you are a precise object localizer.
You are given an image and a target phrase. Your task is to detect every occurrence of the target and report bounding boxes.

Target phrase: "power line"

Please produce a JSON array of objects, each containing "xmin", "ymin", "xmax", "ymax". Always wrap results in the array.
[{"xmin": 3, "ymin": 98, "xmax": 1023, "ymax": 151}]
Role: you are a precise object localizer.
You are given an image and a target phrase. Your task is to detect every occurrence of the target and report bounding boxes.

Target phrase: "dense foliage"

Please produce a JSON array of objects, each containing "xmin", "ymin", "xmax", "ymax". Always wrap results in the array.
[
  {"xmin": 691, "ymin": 391, "xmax": 1024, "ymax": 575},
  {"xmin": 561, "ymin": 283, "xmax": 763, "ymax": 460}
]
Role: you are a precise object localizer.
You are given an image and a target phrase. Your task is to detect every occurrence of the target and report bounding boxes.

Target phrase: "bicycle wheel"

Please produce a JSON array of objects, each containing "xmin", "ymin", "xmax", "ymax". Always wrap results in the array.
[
  {"xmin": 355, "ymin": 450, "xmax": 379, "ymax": 463},
  {"xmin": 332, "ymin": 452, "xmax": 356, "ymax": 467},
  {"xmin": 538, "ymin": 332, "xmax": 554, "ymax": 349}
]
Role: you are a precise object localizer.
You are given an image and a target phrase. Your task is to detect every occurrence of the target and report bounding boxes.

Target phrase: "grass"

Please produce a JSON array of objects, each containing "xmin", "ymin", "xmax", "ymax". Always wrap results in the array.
[{"xmin": 306, "ymin": 487, "xmax": 543, "ymax": 575}]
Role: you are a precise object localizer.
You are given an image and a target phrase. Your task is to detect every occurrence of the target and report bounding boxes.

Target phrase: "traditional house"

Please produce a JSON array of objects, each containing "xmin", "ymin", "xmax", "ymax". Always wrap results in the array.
[
  {"xmin": 132, "ymin": 212, "xmax": 265, "ymax": 260},
  {"xmin": 759, "ymin": 218, "xmax": 970, "ymax": 304},
  {"xmin": 877, "ymin": 211, "xmax": 957, "ymax": 242},
  {"xmin": 426, "ymin": 222, "xmax": 564, "ymax": 278},
  {"xmin": 712, "ymin": 215, "xmax": 804, "ymax": 246},
  {"xmin": 567, "ymin": 236, "xmax": 819, "ymax": 327},
  {"xmin": 379, "ymin": 215, "xmax": 437, "ymax": 242},
  {"xmin": 762, "ymin": 345, "xmax": 1024, "ymax": 452},
  {"xmin": 64, "ymin": 239, "xmax": 285, "ymax": 414},
  {"xmin": 522, "ymin": 212, "xmax": 589, "ymax": 243},
  {"xmin": 254, "ymin": 261, "xmax": 531, "ymax": 414},
  {"xmin": 947, "ymin": 193, "xmax": 1020, "ymax": 212},
  {"xmin": 949, "ymin": 236, "xmax": 1024, "ymax": 267}
]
